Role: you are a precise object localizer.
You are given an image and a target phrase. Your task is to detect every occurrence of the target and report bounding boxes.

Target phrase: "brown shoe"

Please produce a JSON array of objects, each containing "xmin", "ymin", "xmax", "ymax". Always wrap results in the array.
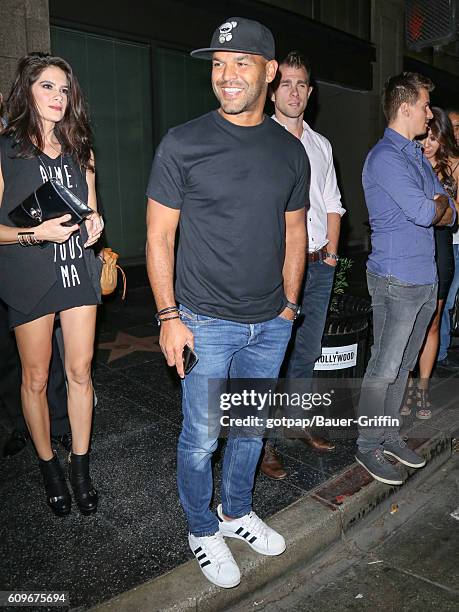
[
  {"xmin": 297, "ymin": 429, "xmax": 335, "ymax": 452},
  {"xmin": 260, "ymin": 444, "xmax": 287, "ymax": 480}
]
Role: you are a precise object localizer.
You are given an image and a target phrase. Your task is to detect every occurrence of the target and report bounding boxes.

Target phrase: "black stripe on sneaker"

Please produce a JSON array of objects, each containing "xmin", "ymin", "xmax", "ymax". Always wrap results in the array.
[
  {"xmin": 249, "ymin": 536, "xmax": 257, "ymax": 544},
  {"xmin": 235, "ymin": 527, "xmax": 244, "ymax": 535},
  {"xmin": 194, "ymin": 547, "xmax": 202, "ymax": 554},
  {"xmin": 197, "ymin": 554, "xmax": 206, "ymax": 561},
  {"xmin": 243, "ymin": 531, "xmax": 251, "ymax": 539},
  {"xmin": 201, "ymin": 560, "xmax": 211, "ymax": 568}
]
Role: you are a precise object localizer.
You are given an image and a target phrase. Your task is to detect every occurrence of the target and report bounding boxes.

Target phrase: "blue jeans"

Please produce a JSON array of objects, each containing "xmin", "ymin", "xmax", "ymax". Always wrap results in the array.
[
  {"xmin": 177, "ymin": 305, "xmax": 293, "ymax": 536},
  {"xmin": 357, "ymin": 272, "xmax": 437, "ymax": 452},
  {"xmin": 439, "ymin": 244, "xmax": 459, "ymax": 360},
  {"xmin": 285, "ymin": 259, "xmax": 335, "ymax": 381}
]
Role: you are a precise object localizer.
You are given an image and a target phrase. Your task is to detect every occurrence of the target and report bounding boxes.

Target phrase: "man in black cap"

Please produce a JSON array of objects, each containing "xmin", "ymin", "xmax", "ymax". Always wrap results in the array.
[{"xmin": 146, "ymin": 17, "xmax": 309, "ymax": 588}]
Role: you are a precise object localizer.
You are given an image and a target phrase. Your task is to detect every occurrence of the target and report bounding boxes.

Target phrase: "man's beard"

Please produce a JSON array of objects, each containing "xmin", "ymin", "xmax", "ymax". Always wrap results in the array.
[{"xmin": 213, "ymin": 80, "xmax": 266, "ymax": 115}]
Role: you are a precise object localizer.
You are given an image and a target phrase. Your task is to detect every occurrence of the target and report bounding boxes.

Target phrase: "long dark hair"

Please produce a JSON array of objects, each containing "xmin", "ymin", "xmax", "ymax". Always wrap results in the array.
[
  {"xmin": 4, "ymin": 52, "xmax": 93, "ymax": 171},
  {"xmin": 428, "ymin": 106, "xmax": 459, "ymax": 181}
]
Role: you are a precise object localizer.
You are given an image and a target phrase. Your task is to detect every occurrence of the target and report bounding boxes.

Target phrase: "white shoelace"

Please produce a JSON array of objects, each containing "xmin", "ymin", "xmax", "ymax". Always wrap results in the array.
[
  {"xmin": 202, "ymin": 532, "xmax": 233, "ymax": 563},
  {"xmin": 239, "ymin": 511, "xmax": 269, "ymax": 539}
]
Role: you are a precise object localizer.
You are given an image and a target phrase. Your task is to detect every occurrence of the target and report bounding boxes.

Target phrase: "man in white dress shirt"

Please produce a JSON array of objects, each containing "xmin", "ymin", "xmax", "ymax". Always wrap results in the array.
[{"xmin": 261, "ymin": 51, "xmax": 346, "ymax": 479}]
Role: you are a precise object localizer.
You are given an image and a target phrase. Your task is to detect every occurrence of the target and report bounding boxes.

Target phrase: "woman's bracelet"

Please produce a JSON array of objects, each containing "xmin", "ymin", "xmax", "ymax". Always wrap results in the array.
[{"xmin": 17, "ymin": 231, "xmax": 43, "ymax": 247}]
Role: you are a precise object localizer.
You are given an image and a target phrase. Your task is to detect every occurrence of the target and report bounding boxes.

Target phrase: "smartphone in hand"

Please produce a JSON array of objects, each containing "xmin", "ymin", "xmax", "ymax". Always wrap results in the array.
[{"xmin": 183, "ymin": 344, "xmax": 199, "ymax": 375}]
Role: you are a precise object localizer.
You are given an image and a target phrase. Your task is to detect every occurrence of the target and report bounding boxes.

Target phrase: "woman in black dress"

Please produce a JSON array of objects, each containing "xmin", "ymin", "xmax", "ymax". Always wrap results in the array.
[
  {"xmin": 0, "ymin": 53, "xmax": 103, "ymax": 516},
  {"xmin": 403, "ymin": 107, "xmax": 459, "ymax": 417}
]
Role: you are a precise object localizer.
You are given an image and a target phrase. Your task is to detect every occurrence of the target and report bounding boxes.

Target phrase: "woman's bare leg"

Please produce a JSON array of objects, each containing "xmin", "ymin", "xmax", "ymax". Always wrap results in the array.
[
  {"xmin": 59, "ymin": 305, "xmax": 97, "ymax": 454},
  {"xmin": 14, "ymin": 314, "xmax": 55, "ymax": 460},
  {"xmin": 418, "ymin": 299, "xmax": 444, "ymax": 389}
]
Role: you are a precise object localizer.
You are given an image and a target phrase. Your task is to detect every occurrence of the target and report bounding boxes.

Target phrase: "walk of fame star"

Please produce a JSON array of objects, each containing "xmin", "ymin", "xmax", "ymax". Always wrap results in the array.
[{"xmin": 98, "ymin": 331, "xmax": 162, "ymax": 363}]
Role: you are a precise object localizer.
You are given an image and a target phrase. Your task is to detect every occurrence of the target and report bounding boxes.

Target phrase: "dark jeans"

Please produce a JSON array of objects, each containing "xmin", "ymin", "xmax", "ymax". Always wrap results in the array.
[
  {"xmin": 357, "ymin": 272, "xmax": 437, "ymax": 451},
  {"xmin": 0, "ymin": 301, "xmax": 69, "ymax": 436},
  {"xmin": 267, "ymin": 260, "xmax": 335, "ymax": 439},
  {"xmin": 0, "ymin": 300, "xmax": 23, "ymax": 432},
  {"xmin": 285, "ymin": 259, "xmax": 336, "ymax": 380},
  {"xmin": 439, "ymin": 244, "xmax": 459, "ymax": 360}
]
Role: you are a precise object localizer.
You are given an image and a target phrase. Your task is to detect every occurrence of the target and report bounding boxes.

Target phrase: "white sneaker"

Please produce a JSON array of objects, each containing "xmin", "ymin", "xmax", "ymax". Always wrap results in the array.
[
  {"xmin": 217, "ymin": 504, "xmax": 286, "ymax": 556},
  {"xmin": 188, "ymin": 532, "xmax": 241, "ymax": 588}
]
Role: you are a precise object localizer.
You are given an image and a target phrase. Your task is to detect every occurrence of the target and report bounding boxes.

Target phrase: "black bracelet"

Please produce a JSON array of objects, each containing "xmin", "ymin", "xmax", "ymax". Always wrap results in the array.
[
  {"xmin": 156, "ymin": 306, "xmax": 178, "ymax": 315},
  {"xmin": 157, "ymin": 314, "xmax": 180, "ymax": 326},
  {"xmin": 155, "ymin": 306, "xmax": 178, "ymax": 322}
]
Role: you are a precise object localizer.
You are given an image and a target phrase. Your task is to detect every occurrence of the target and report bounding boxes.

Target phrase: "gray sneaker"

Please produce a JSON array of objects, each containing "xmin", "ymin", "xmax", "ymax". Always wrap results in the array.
[
  {"xmin": 383, "ymin": 438, "xmax": 426, "ymax": 468},
  {"xmin": 355, "ymin": 449, "xmax": 403, "ymax": 485}
]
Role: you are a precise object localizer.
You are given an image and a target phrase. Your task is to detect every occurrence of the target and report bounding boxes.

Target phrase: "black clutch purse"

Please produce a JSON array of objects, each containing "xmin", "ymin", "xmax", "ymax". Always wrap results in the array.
[{"xmin": 8, "ymin": 178, "xmax": 93, "ymax": 228}]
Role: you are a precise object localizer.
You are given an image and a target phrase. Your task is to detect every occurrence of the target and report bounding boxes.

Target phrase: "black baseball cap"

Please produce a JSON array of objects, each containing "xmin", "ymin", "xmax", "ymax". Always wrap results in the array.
[{"xmin": 191, "ymin": 17, "xmax": 275, "ymax": 61}]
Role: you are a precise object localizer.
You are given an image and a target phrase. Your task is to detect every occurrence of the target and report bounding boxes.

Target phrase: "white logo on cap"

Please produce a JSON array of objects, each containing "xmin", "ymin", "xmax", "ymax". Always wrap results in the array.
[{"xmin": 219, "ymin": 21, "xmax": 238, "ymax": 43}]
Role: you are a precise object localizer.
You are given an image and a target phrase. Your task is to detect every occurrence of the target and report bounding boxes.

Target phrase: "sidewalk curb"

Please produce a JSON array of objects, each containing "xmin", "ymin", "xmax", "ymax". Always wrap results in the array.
[{"xmin": 91, "ymin": 431, "xmax": 453, "ymax": 612}]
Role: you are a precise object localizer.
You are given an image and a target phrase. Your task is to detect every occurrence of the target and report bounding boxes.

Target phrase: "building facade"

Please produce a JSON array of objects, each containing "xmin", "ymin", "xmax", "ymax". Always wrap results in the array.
[{"xmin": 1, "ymin": 0, "xmax": 458, "ymax": 261}]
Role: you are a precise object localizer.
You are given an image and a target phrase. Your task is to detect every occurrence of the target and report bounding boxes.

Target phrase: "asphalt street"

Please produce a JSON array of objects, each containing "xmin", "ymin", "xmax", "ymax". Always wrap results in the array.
[{"xmin": 229, "ymin": 452, "xmax": 459, "ymax": 612}]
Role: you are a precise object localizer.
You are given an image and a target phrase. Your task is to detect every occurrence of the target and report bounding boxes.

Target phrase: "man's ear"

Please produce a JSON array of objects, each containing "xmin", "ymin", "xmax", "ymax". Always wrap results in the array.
[
  {"xmin": 266, "ymin": 59, "xmax": 278, "ymax": 84},
  {"xmin": 400, "ymin": 101, "xmax": 410, "ymax": 117},
  {"xmin": 307, "ymin": 86, "xmax": 314, "ymax": 99}
]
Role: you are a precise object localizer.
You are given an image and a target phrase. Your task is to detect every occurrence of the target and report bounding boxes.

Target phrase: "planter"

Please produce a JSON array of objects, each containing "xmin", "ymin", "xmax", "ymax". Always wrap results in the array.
[
  {"xmin": 307, "ymin": 295, "xmax": 372, "ymax": 439},
  {"xmin": 313, "ymin": 294, "xmax": 372, "ymax": 379}
]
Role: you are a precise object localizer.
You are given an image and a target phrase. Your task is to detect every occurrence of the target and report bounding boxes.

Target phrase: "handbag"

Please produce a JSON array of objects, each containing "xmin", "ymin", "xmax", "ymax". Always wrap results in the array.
[
  {"xmin": 100, "ymin": 247, "xmax": 126, "ymax": 299},
  {"xmin": 8, "ymin": 178, "xmax": 92, "ymax": 228}
]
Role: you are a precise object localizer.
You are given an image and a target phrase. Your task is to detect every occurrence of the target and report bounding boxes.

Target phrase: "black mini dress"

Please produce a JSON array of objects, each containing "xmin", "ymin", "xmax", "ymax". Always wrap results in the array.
[
  {"xmin": 0, "ymin": 136, "xmax": 102, "ymax": 328},
  {"xmin": 435, "ymin": 171, "xmax": 457, "ymax": 300},
  {"xmin": 8, "ymin": 226, "xmax": 100, "ymax": 328}
]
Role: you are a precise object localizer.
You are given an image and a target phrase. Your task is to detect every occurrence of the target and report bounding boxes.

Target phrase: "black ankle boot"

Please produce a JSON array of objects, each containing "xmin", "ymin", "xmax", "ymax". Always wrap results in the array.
[
  {"xmin": 38, "ymin": 453, "xmax": 71, "ymax": 516},
  {"xmin": 68, "ymin": 452, "xmax": 98, "ymax": 515}
]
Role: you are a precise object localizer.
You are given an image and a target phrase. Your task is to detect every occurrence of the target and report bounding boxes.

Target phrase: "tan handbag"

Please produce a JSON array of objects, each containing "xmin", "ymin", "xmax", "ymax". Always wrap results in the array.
[{"xmin": 100, "ymin": 247, "xmax": 126, "ymax": 299}]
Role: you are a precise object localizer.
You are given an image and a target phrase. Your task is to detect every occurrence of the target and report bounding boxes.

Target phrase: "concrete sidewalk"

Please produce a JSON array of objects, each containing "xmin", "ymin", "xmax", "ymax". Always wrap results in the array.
[
  {"xmin": 229, "ymin": 454, "xmax": 459, "ymax": 611},
  {"xmin": 91, "ymin": 379, "xmax": 459, "ymax": 612}
]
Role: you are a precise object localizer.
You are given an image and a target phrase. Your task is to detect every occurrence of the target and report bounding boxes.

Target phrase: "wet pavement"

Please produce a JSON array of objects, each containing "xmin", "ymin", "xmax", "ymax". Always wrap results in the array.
[{"xmin": 229, "ymin": 454, "xmax": 459, "ymax": 612}]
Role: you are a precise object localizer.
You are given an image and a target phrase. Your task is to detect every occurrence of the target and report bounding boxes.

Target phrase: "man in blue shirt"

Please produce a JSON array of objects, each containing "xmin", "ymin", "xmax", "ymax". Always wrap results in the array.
[{"xmin": 356, "ymin": 72, "xmax": 455, "ymax": 485}]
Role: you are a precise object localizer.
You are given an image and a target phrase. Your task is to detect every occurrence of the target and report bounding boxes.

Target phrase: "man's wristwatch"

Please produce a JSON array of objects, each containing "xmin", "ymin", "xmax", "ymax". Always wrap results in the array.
[
  {"xmin": 285, "ymin": 301, "xmax": 301, "ymax": 320},
  {"xmin": 325, "ymin": 252, "xmax": 339, "ymax": 261}
]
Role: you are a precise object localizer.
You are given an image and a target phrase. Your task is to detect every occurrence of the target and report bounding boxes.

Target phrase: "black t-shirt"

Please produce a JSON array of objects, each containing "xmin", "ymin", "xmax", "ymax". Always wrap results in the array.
[{"xmin": 147, "ymin": 111, "xmax": 309, "ymax": 323}]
